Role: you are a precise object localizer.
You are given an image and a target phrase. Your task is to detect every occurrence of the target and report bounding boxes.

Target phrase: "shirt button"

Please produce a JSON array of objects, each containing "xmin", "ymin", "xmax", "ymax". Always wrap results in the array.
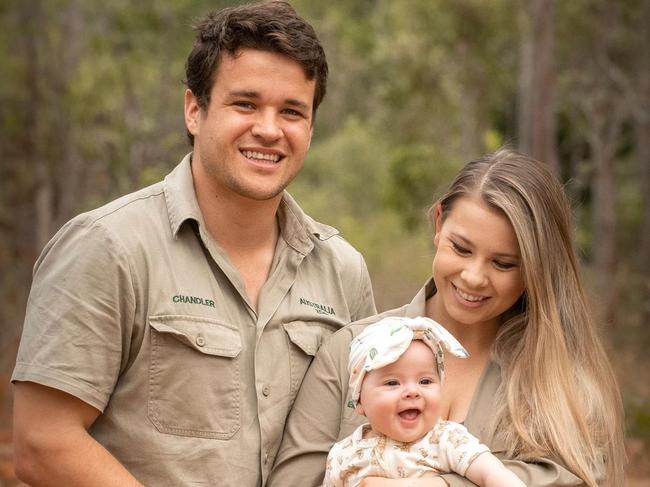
[
  {"xmin": 196, "ymin": 334, "xmax": 206, "ymax": 347},
  {"xmin": 264, "ymin": 451, "xmax": 269, "ymax": 464},
  {"xmin": 262, "ymin": 385, "xmax": 270, "ymax": 397}
]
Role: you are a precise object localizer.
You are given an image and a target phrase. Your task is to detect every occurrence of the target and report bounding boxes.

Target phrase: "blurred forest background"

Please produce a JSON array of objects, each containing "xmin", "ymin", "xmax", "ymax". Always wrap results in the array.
[{"xmin": 0, "ymin": 0, "xmax": 649, "ymax": 484}]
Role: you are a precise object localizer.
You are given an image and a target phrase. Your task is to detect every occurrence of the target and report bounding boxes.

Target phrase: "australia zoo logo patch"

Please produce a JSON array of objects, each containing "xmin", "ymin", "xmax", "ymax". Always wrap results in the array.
[{"xmin": 299, "ymin": 297, "xmax": 335, "ymax": 316}]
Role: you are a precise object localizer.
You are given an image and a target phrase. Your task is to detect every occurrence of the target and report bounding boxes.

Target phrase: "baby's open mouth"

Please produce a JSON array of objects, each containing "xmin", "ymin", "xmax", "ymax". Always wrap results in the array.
[{"xmin": 398, "ymin": 409, "xmax": 421, "ymax": 420}]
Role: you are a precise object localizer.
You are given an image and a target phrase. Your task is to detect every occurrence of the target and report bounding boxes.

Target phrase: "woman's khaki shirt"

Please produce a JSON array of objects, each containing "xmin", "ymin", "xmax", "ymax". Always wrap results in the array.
[{"xmin": 269, "ymin": 279, "xmax": 586, "ymax": 487}]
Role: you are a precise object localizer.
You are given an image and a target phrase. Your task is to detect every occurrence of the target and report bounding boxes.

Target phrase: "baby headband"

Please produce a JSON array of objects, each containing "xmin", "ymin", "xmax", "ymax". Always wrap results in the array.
[{"xmin": 347, "ymin": 316, "xmax": 468, "ymax": 408}]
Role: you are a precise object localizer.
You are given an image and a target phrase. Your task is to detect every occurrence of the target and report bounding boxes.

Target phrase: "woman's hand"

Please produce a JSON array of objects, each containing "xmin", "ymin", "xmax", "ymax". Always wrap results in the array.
[{"xmin": 359, "ymin": 477, "xmax": 448, "ymax": 487}]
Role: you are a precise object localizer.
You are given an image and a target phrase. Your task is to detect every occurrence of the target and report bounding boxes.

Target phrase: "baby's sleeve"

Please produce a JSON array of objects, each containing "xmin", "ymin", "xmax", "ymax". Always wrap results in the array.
[
  {"xmin": 323, "ymin": 439, "xmax": 345, "ymax": 487},
  {"xmin": 434, "ymin": 421, "xmax": 491, "ymax": 476}
]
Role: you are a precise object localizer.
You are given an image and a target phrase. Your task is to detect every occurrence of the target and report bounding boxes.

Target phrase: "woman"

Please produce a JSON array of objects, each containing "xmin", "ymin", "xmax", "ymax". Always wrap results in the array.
[{"xmin": 267, "ymin": 148, "xmax": 625, "ymax": 487}]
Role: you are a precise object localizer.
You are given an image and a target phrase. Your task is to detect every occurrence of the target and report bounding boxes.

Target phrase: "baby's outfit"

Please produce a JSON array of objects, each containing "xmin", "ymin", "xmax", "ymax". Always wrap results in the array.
[
  {"xmin": 324, "ymin": 420, "xmax": 490, "ymax": 487},
  {"xmin": 326, "ymin": 316, "xmax": 485, "ymax": 487}
]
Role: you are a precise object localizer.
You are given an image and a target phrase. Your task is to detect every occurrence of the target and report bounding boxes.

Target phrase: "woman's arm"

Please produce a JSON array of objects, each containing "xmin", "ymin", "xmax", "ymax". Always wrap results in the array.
[
  {"xmin": 464, "ymin": 452, "xmax": 525, "ymax": 487},
  {"xmin": 268, "ymin": 327, "xmax": 360, "ymax": 487},
  {"xmin": 353, "ymin": 452, "xmax": 587, "ymax": 487},
  {"xmin": 438, "ymin": 456, "xmax": 586, "ymax": 487},
  {"xmin": 356, "ymin": 456, "xmax": 587, "ymax": 487}
]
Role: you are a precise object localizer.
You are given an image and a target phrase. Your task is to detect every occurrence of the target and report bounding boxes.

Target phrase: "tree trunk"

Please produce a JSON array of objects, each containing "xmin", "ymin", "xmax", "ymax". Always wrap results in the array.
[
  {"xmin": 21, "ymin": 0, "xmax": 53, "ymax": 253},
  {"xmin": 517, "ymin": 12, "xmax": 533, "ymax": 154},
  {"xmin": 57, "ymin": 0, "xmax": 85, "ymax": 226},
  {"xmin": 517, "ymin": 0, "xmax": 558, "ymax": 173},
  {"xmin": 591, "ymin": 137, "xmax": 618, "ymax": 325},
  {"xmin": 566, "ymin": 2, "xmax": 628, "ymax": 328},
  {"xmin": 456, "ymin": 41, "xmax": 482, "ymax": 161},
  {"xmin": 586, "ymin": 89, "xmax": 625, "ymax": 326},
  {"xmin": 638, "ymin": 0, "xmax": 650, "ymax": 342}
]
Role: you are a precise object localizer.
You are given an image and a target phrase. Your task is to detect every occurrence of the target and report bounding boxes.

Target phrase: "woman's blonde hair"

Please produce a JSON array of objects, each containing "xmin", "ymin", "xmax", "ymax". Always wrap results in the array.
[{"xmin": 432, "ymin": 148, "xmax": 625, "ymax": 486}]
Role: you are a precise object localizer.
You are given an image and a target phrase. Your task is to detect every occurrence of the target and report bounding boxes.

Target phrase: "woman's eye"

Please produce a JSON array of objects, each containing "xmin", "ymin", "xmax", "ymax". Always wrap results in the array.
[
  {"xmin": 494, "ymin": 260, "xmax": 516, "ymax": 270},
  {"xmin": 234, "ymin": 101, "xmax": 254, "ymax": 109},
  {"xmin": 451, "ymin": 242, "xmax": 470, "ymax": 255}
]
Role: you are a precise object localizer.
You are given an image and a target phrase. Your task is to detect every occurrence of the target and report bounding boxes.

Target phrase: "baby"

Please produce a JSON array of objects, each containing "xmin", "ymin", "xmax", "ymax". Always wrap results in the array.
[{"xmin": 323, "ymin": 316, "xmax": 525, "ymax": 487}]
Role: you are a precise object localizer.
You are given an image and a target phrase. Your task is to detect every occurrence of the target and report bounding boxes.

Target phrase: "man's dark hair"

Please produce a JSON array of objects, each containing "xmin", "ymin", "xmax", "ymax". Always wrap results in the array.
[{"xmin": 184, "ymin": 0, "xmax": 328, "ymax": 145}]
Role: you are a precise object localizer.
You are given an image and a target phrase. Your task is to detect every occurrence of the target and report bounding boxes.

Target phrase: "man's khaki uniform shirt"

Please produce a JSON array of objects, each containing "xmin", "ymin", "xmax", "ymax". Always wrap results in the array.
[
  {"xmin": 269, "ymin": 279, "xmax": 588, "ymax": 487},
  {"xmin": 12, "ymin": 154, "xmax": 376, "ymax": 487}
]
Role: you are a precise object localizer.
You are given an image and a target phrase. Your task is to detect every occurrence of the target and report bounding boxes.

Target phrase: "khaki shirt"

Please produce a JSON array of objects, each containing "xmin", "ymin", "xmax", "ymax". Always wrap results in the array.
[
  {"xmin": 269, "ymin": 279, "xmax": 585, "ymax": 487},
  {"xmin": 12, "ymin": 154, "xmax": 376, "ymax": 487}
]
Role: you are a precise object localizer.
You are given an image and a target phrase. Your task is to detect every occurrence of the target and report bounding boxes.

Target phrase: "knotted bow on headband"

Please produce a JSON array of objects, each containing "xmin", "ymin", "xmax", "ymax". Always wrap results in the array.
[{"xmin": 347, "ymin": 316, "xmax": 469, "ymax": 408}]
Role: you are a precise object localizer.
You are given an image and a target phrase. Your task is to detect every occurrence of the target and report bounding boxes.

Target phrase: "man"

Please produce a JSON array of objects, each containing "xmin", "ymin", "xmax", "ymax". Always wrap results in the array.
[{"xmin": 11, "ymin": 2, "xmax": 376, "ymax": 485}]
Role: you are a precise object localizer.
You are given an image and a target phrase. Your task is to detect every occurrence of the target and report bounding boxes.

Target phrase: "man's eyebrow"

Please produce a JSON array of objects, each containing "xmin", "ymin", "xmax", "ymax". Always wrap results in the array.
[
  {"xmin": 285, "ymin": 98, "xmax": 310, "ymax": 111},
  {"xmin": 228, "ymin": 90, "xmax": 310, "ymax": 111},
  {"xmin": 228, "ymin": 90, "xmax": 258, "ymax": 99}
]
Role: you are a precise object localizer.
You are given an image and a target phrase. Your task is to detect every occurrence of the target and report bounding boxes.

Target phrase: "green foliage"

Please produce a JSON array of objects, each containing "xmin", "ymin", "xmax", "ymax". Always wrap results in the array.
[
  {"xmin": 617, "ymin": 154, "xmax": 643, "ymax": 256},
  {"xmin": 291, "ymin": 116, "xmax": 433, "ymax": 297},
  {"xmin": 384, "ymin": 144, "xmax": 461, "ymax": 231},
  {"xmin": 293, "ymin": 116, "xmax": 391, "ymax": 222},
  {"xmin": 626, "ymin": 394, "xmax": 650, "ymax": 439}
]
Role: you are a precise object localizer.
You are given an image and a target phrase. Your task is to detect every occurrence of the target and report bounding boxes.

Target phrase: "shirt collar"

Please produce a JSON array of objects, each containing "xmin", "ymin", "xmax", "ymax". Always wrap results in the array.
[
  {"xmin": 277, "ymin": 192, "xmax": 339, "ymax": 255},
  {"xmin": 404, "ymin": 277, "xmax": 437, "ymax": 317},
  {"xmin": 164, "ymin": 153, "xmax": 203, "ymax": 238},
  {"xmin": 163, "ymin": 153, "xmax": 340, "ymax": 251}
]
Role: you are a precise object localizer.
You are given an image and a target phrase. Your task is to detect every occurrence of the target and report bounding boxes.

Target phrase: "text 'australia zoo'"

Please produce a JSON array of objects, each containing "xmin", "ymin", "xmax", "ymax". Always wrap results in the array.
[{"xmin": 299, "ymin": 298, "xmax": 335, "ymax": 315}]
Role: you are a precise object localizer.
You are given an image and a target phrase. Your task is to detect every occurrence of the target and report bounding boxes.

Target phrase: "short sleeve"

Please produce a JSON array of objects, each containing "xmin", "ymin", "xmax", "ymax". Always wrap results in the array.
[
  {"xmin": 12, "ymin": 216, "xmax": 137, "ymax": 412},
  {"xmin": 322, "ymin": 440, "xmax": 345, "ymax": 487},
  {"xmin": 434, "ymin": 421, "xmax": 490, "ymax": 476}
]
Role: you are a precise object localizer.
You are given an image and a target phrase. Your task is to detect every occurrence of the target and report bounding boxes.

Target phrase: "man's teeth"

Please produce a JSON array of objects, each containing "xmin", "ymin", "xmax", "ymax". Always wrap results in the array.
[
  {"xmin": 242, "ymin": 150, "xmax": 280, "ymax": 162},
  {"xmin": 455, "ymin": 287, "xmax": 486, "ymax": 302}
]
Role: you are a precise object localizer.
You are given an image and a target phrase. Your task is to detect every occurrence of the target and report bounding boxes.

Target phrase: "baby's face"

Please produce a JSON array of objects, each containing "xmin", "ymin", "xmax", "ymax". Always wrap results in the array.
[{"xmin": 356, "ymin": 340, "xmax": 441, "ymax": 443}]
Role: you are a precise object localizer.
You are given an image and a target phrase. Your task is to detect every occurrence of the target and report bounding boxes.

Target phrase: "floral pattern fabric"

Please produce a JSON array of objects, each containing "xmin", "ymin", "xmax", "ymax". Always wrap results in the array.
[{"xmin": 324, "ymin": 420, "xmax": 490, "ymax": 487}]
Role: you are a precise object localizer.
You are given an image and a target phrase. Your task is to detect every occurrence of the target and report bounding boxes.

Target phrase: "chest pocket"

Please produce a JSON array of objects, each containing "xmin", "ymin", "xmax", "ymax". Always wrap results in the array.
[
  {"xmin": 282, "ymin": 321, "xmax": 336, "ymax": 402},
  {"xmin": 148, "ymin": 315, "xmax": 241, "ymax": 439}
]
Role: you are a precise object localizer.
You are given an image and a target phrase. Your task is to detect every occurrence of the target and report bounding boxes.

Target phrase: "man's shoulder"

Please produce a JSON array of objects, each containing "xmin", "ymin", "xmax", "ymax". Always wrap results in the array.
[
  {"xmin": 43, "ymin": 181, "xmax": 168, "ymax": 261},
  {"xmin": 72, "ymin": 181, "xmax": 166, "ymax": 229}
]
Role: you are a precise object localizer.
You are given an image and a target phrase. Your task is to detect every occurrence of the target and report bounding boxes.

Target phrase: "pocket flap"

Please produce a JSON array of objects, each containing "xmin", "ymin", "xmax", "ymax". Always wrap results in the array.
[
  {"xmin": 149, "ymin": 315, "xmax": 241, "ymax": 357},
  {"xmin": 282, "ymin": 321, "xmax": 332, "ymax": 356}
]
